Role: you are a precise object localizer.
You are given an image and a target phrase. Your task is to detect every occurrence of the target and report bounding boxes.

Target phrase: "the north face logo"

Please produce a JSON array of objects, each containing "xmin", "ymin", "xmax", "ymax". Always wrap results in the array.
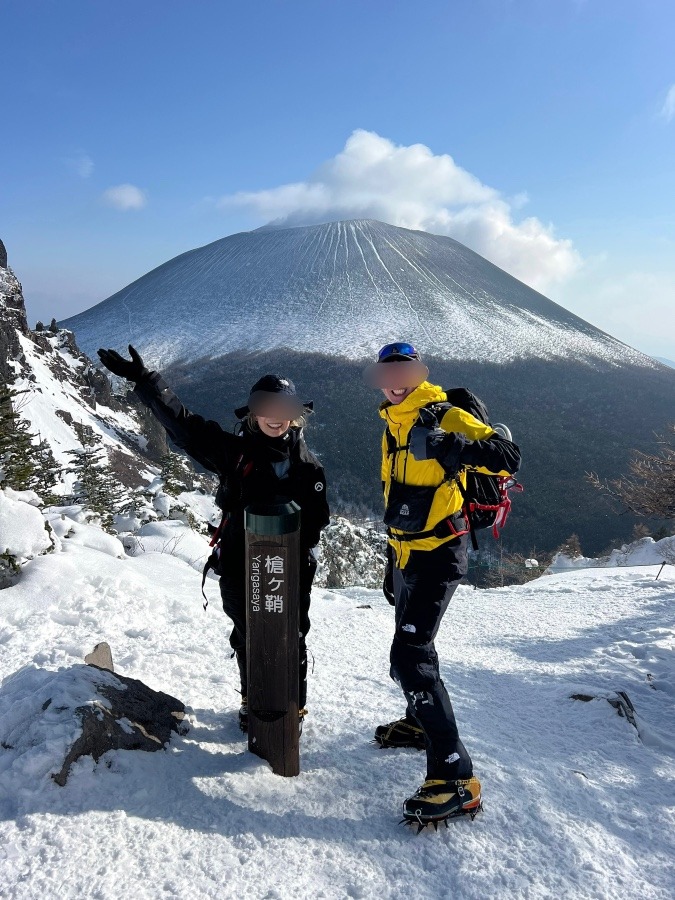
[{"xmin": 400, "ymin": 504, "xmax": 410, "ymax": 516}]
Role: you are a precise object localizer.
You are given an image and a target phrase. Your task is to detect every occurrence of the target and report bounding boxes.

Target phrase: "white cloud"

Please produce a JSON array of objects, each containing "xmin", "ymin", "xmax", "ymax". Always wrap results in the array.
[
  {"xmin": 102, "ymin": 183, "xmax": 147, "ymax": 211},
  {"xmin": 659, "ymin": 84, "xmax": 675, "ymax": 122},
  {"xmin": 66, "ymin": 152, "xmax": 94, "ymax": 178},
  {"xmin": 217, "ymin": 130, "xmax": 581, "ymax": 292},
  {"xmin": 555, "ymin": 265, "xmax": 675, "ymax": 359}
]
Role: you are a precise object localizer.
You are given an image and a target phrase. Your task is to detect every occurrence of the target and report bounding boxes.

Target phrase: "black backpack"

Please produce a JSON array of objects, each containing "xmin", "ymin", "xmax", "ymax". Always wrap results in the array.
[
  {"xmin": 444, "ymin": 388, "xmax": 522, "ymax": 548},
  {"xmin": 200, "ymin": 452, "xmax": 254, "ymax": 608}
]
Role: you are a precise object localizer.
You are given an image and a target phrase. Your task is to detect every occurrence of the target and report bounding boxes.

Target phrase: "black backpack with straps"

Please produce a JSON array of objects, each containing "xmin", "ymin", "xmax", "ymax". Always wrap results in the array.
[{"xmin": 201, "ymin": 451, "xmax": 254, "ymax": 607}]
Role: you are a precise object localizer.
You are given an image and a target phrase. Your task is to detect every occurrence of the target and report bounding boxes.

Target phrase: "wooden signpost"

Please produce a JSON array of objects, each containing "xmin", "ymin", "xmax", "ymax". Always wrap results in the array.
[{"xmin": 244, "ymin": 501, "xmax": 301, "ymax": 777}]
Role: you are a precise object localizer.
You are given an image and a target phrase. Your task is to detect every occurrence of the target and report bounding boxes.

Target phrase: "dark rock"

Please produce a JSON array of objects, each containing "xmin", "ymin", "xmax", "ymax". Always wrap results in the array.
[
  {"xmin": 570, "ymin": 689, "xmax": 640, "ymax": 736},
  {"xmin": 0, "ymin": 239, "xmax": 7, "ymax": 269},
  {"xmin": 56, "ymin": 409, "xmax": 74, "ymax": 426},
  {"xmin": 52, "ymin": 665, "xmax": 188, "ymax": 786},
  {"xmin": 0, "ymin": 267, "xmax": 30, "ymax": 381}
]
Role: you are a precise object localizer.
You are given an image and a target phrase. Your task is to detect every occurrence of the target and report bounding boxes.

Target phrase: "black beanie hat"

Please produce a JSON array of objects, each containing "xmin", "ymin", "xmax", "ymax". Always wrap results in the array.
[
  {"xmin": 234, "ymin": 374, "xmax": 313, "ymax": 419},
  {"xmin": 250, "ymin": 374, "xmax": 297, "ymax": 395}
]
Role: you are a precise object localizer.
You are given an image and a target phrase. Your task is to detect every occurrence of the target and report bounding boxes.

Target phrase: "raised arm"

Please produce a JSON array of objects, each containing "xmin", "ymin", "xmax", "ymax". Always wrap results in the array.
[{"xmin": 98, "ymin": 345, "xmax": 236, "ymax": 475}]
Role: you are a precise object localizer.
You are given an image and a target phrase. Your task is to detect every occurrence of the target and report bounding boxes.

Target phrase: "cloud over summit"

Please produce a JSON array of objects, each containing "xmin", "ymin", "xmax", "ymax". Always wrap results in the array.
[{"xmin": 219, "ymin": 130, "xmax": 580, "ymax": 292}]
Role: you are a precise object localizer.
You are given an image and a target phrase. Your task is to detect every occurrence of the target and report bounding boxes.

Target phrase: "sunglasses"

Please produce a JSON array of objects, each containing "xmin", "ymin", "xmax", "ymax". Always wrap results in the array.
[
  {"xmin": 377, "ymin": 342, "xmax": 420, "ymax": 362},
  {"xmin": 363, "ymin": 358, "xmax": 429, "ymax": 389}
]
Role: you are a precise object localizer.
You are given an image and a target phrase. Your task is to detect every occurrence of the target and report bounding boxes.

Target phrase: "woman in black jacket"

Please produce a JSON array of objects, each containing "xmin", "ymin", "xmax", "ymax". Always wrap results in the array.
[{"xmin": 98, "ymin": 346, "xmax": 330, "ymax": 730}]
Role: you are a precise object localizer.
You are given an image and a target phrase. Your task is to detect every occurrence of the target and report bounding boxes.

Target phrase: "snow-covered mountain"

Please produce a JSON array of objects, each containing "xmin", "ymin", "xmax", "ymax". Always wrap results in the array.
[
  {"xmin": 55, "ymin": 220, "xmax": 675, "ymax": 556},
  {"xmin": 61, "ymin": 219, "xmax": 653, "ymax": 370}
]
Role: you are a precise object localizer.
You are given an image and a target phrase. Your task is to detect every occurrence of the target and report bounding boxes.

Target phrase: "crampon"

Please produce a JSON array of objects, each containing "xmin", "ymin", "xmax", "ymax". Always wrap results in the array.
[
  {"xmin": 400, "ymin": 777, "xmax": 482, "ymax": 833},
  {"xmin": 372, "ymin": 715, "xmax": 425, "ymax": 750},
  {"xmin": 400, "ymin": 801, "xmax": 483, "ymax": 834}
]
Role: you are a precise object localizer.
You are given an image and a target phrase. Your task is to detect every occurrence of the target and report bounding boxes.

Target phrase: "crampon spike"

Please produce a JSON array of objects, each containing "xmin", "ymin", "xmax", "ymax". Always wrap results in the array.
[{"xmin": 400, "ymin": 802, "xmax": 483, "ymax": 833}]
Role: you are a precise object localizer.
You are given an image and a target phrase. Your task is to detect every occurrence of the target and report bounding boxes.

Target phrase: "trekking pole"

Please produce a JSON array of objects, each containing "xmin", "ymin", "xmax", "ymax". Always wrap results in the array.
[
  {"xmin": 244, "ymin": 501, "xmax": 301, "ymax": 776},
  {"xmin": 655, "ymin": 561, "xmax": 666, "ymax": 581}
]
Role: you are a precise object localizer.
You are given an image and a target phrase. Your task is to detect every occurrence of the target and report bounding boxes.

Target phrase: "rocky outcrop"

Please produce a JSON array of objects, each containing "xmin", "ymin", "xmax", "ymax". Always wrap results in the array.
[
  {"xmin": 316, "ymin": 516, "xmax": 387, "ymax": 588},
  {"xmin": 52, "ymin": 666, "xmax": 189, "ymax": 786},
  {"xmin": 0, "ymin": 661, "xmax": 189, "ymax": 787},
  {"xmin": 0, "ymin": 264, "xmax": 30, "ymax": 382}
]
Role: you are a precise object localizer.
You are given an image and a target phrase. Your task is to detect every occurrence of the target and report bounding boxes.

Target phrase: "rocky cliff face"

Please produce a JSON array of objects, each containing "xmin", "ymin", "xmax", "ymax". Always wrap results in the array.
[
  {"xmin": 0, "ymin": 246, "xmax": 171, "ymax": 496},
  {"xmin": 0, "ymin": 261, "xmax": 30, "ymax": 383}
]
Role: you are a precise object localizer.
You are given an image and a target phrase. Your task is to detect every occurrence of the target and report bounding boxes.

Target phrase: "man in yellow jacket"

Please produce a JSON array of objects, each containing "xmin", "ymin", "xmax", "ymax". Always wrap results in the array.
[{"xmin": 366, "ymin": 341, "xmax": 521, "ymax": 828}]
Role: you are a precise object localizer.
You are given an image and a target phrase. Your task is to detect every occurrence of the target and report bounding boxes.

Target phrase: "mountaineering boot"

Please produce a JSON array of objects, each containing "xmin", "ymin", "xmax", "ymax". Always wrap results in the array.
[
  {"xmin": 374, "ymin": 714, "xmax": 425, "ymax": 749},
  {"xmin": 401, "ymin": 777, "xmax": 482, "ymax": 829}
]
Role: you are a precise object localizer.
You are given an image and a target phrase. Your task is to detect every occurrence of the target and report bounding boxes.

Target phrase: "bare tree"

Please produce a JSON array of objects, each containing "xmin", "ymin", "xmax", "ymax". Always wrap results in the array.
[{"xmin": 588, "ymin": 424, "xmax": 675, "ymax": 521}]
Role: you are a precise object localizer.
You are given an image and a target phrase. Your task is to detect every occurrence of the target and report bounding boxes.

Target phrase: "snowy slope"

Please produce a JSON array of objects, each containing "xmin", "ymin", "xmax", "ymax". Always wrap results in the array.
[
  {"xmin": 11, "ymin": 331, "xmax": 157, "ymax": 496},
  {"xmin": 1, "ymin": 511, "xmax": 673, "ymax": 900},
  {"xmin": 60, "ymin": 220, "xmax": 654, "ymax": 369}
]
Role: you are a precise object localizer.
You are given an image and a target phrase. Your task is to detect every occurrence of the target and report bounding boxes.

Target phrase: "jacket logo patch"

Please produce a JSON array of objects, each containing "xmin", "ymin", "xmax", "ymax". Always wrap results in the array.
[
  {"xmin": 314, "ymin": 482, "xmax": 323, "ymax": 491},
  {"xmin": 400, "ymin": 503, "xmax": 410, "ymax": 516}
]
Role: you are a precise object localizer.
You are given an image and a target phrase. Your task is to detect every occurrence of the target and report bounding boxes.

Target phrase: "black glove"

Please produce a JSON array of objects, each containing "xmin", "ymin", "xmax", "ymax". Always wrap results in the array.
[
  {"xmin": 382, "ymin": 545, "xmax": 395, "ymax": 605},
  {"xmin": 409, "ymin": 425, "xmax": 467, "ymax": 477},
  {"xmin": 408, "ymin": 424, "xmax": 446, "ymax": 460},
  {"xmin": 97, "ymin": 345, "xmax": 148, "ymax": 383}
]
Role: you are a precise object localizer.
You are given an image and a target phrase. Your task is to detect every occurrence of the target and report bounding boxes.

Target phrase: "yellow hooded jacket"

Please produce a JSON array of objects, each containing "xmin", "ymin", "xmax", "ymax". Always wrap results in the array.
[{"xmin": 380, "ymin": 381, "xmax": 512, "ymax": 568}]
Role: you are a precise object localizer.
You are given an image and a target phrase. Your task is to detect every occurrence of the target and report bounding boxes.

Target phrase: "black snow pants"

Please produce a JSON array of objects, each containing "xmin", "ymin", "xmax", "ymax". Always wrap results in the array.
[
  {"xmin": 390, "ymin": 535, "xmax": 474, "ymax": 780},
  {"xmin": 219, "ymin": 550, "xmax": 317, "ymax": 708}
]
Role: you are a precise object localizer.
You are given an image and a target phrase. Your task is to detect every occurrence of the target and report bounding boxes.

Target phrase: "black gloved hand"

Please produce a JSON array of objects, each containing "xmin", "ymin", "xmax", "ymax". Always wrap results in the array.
[
  {"xmin": 409, "ymin": 424, "xmax": 467, "ymax": 477},
  {"xmin": 97, "ymin": 345, "xmax": 148, "ymax": 383},
  {"xmin": 382, "ymin": 545, "xmax": 395, "ymax": 605},
  {"xmin": 408, "ymin": 425, "xmax": 446, "ymax": 461}
]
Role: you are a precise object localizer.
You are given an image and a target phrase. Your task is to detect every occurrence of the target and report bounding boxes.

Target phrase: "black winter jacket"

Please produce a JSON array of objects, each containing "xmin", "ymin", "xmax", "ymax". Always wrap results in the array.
[{"xmin": 134, "ymin": 372, "xmax": 330, "ymax": 564}]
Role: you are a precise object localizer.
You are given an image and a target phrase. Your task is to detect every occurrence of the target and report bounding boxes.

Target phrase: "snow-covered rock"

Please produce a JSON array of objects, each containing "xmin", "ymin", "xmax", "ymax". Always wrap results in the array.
[
  {"xmin": 550, "ymin": 534, "xmax": 675, "ymax": 572},
  {"xmin": 44, "ymin": 509, "xmax": 126, "ymax": 558},
  {"xmin": 0, "ymin": 488, "xmax": 54, "ymax": 565},
  {"xmin": 122, "ymin": 520, "xmax": 210, "ymax": 573},
  {"xmin": 315, "ymin": 516, "xmax": 387, "ymax": 588}
]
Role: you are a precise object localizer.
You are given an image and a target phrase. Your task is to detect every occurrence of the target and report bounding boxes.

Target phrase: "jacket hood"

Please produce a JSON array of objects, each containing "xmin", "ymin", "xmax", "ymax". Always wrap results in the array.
[{"xmin": 379, "ymin": 381, "xmax": 446, "ymax": 423}]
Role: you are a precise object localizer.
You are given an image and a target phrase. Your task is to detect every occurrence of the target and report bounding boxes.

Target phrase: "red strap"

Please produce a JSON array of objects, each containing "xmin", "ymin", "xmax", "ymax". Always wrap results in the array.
[
  {"xmin": 209, "ymin": 513, "xmax": 229, "ymax": 547},
  {"xmin": 467, "ymin": 477, "xmax": 523, "ymax": 539}
]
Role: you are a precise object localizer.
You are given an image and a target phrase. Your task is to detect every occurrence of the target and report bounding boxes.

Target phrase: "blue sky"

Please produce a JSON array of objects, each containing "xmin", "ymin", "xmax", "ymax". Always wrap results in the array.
[{"xmin": 2, "ymin": 0, "xmax": 674, "ymax": 358}]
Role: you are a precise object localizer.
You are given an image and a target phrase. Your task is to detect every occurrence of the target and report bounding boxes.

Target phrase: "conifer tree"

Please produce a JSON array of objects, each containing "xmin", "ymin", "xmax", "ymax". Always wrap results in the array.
[
  {"xmin": 0, "ymin": 383, "xmax": 39, "ymax": 491},
  {"xmin": 32, "ymin": 437, "xmax": 61, "ymax": 505},
  {"xmin": 159, "ymin": 450, "xmax": 193, "ymax": 497},
  {"xmin": 556, "ymin": 533, "xmax": 583, "ymax": 558},
  {"xmin": 66, "ymin": 427, "xmax": 130, "ymax": 531}
]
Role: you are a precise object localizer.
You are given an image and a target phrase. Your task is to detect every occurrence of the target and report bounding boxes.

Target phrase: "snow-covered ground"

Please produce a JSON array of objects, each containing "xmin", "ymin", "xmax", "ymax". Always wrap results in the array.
[{"xmin": 1, "ymin": 509, "xmax": 673, "ymax": 899}]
